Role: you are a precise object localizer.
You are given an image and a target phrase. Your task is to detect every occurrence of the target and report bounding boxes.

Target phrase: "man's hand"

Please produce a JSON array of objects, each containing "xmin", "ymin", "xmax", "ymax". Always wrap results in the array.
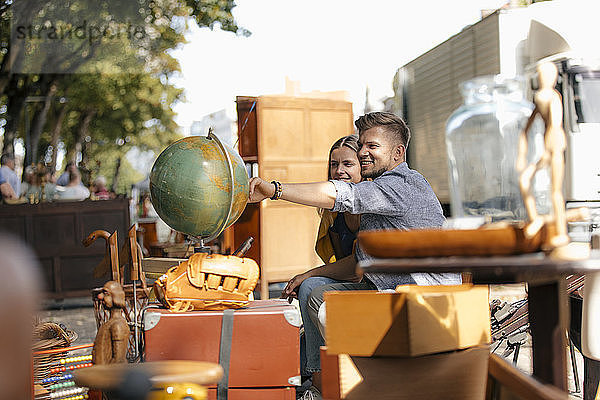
[
  {"xmin": 280, "ymin": 273, "xmax": 310, "ymax": 302},
  {"xmin": 248, "ymin": 177, "xmax": 275, "ymax": 203}
]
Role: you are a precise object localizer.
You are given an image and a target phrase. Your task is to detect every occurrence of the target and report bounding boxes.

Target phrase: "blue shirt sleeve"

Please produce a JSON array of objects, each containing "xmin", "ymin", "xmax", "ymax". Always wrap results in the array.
[
  {"xmin": 330, "ymin": 178, "xmax": 408, "ymax": 216},
  {"xmin": 0, "ymin": 169, "xmax": 7, "ymax": 185}
]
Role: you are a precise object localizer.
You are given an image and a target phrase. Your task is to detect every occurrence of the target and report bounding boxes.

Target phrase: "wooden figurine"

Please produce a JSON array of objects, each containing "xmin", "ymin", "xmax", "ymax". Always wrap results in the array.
[
  {"xmin": 516, "ymin": 62, "xmax": 588, "ymax": 259},
  {"xmin": 92, "ymin": 281, "xmax": 130, "ymax": 365}
]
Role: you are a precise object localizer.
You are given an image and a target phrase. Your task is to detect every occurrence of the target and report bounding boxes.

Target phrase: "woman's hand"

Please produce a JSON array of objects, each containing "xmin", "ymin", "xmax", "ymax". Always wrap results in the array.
[
  {"xmin": 280, "ymin": 273, "xmax": 309, "ymax": 302},
  {"xmin": 248, "ymin": 177, "xmax": 275, "ymax": 203}
]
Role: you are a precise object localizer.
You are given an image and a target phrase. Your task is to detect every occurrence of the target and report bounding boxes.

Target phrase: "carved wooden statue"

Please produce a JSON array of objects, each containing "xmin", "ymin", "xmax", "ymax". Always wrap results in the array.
[
  {"xmin": 517, "ymin": 62, "xmax": 569, "ymax": 250},
  {"xmin": 92, "ymin": 281, "xmax": 130, "ymax": 365}
]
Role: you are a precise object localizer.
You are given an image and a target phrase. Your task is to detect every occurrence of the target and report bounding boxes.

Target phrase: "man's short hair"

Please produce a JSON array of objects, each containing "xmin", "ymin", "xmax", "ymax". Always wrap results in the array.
[
  {"xmin": 355, "ymin": 112, "xmax": 411, "ymax": 148},
  {"xmin": 0, "ymin": 154, "xmax": 14, "ymax": 166}
]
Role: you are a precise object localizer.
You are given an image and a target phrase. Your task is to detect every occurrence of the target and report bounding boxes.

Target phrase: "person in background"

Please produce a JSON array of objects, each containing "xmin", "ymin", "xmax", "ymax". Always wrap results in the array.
[
  {"xmin": 93, "ymin": 176, "xmax": 112, "ymax": 200},
  {"xmin": 0, "ymin": 153, "xmax": 19, "ymax": 201},
  {"xmin": 56, "ymin": 169, "xmax": 90, "ymax": 201},
  {"xmin": 19, "ymin": 165, "xmax": 35, "ymax": 195},
  {"xmin": 21, "ymin": 165, "xmax": 57, "ymax": 202},
  {"xmin": 45, "ymin": 169, "xmax": 57, "ymax": 184},
  {"xmin": 56, "ymin": 161, "xmax": 77, "ymax": 186}
]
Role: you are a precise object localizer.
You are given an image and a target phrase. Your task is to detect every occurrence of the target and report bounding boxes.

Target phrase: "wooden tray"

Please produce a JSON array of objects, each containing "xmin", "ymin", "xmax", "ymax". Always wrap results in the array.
[{"xmin": 358, "ymin": 224, "xmax": 544, "ymax": 258}]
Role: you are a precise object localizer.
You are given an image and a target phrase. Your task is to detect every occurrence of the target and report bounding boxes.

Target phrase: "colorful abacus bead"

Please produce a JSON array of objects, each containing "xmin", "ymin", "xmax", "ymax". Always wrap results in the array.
[
  {"xmin": 60, "ymin": 355, "xmax": 93, "ymax": 364},
  {"xmin": 48, "ymin": 381, "xmax": 75, "ymax": 390},
  {"xmin": 49, "ymin": 386, "xmax": 85, "ymax": 398},
  {"xmin": 62, "ymin": 395, "xmax": 88, "ymax": 400},
  {"xmin": 41, "ymin": 374, "xmax": 73, "ymax": 384},
  {"xmin": 51, "ymin": 362, "xmax": 92, "ymax": 374}
]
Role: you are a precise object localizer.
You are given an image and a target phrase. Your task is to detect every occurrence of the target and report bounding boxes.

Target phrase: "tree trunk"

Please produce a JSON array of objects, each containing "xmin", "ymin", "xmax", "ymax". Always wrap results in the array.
[
  {"xmin": 2, "ymin": 76, "xmax": 27, "ymax": 157},
  {"xmin": 0, "ymin": 46, "xmax": 16, "ymax": 97},
  {"xmin": 111, "ymin": 157, "xmax": 121, "ymax": 193},
  {"xmin": 26, "ymin": 78, "xmax": 58, "ymax": 165},
  {"xmin": 72, "ymin": 109, "xmax": 96, "ymax": 163},
  {"xmin": 49, "ymin": 105, "xmax": 68, "ymax": 171}
]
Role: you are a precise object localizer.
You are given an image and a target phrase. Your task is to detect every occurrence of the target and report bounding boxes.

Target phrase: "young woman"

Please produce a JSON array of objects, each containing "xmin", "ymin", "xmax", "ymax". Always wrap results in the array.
[
  {"xmin": 296, "ymin": 134, "xmax": 362, "ymax": 397},
  {"xmin": 315, "ymin": 134, "xmax": 361, "ymax": 263}
]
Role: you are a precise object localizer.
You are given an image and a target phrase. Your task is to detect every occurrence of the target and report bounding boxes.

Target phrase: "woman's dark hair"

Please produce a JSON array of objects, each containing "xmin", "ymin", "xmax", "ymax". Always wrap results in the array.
[{"xmin": 327, "ymin": 134, "xmax": 359, "ymax": 180}]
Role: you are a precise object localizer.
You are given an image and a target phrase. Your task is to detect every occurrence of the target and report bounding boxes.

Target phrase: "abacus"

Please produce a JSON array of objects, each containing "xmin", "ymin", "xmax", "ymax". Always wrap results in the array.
[{"xmin": 34, "ymin": 343, "xmax": 93, "ymax": 400}]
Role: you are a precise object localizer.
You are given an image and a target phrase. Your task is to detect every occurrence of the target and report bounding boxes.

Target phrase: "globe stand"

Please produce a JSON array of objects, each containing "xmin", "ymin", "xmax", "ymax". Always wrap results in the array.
[{"xmin": 188, "ymin": 236, "xmax": 212, "ymax": 254}]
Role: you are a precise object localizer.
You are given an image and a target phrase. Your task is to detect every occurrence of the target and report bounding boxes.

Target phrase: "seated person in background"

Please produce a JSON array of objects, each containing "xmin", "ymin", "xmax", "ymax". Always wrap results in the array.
[
  {"xmin": 249, "ymin": 112, "xmax": 461, "ymax": 399},
  {"xmin": 56, "ymin": 161, "xmax": 81, "ymax": 186},
  {"xmin": 19, "ymin": 165, "xmax": 35, "ymax": 195},
  {"xmin": 92, "ymin": 176, "xmax": 112, "ymax": 200},
  {"xmin": 297, "ymin": 134, "xmax": 361, "ymax": 381},
  {"xmin": 20, "ymin": 166, "xmax": 57, "ymax": 201},
  {"xmin": 0, "ymin": 153, "xmax": 19, "ymax": 201},
  {"xmin": 45, "ymin": 169, "xmax": 57, "ymax": 184},
  {"xmin": 56, "ymin": 170, "xmax": 90, "ymax": 201}
]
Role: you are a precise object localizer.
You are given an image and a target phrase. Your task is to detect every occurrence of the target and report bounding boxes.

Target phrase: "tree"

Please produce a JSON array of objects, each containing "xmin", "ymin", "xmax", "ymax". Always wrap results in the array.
[{"xmin": 0, "ymin": 0, "xmax": 248, "ymax": 193}]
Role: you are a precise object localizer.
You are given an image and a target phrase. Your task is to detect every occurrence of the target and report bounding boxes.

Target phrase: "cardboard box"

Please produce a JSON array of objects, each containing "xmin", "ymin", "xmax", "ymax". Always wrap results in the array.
[
  {"xmin": 325, "ymin": 285, "xmax": 490, "ymax": 357},
  {"xmin": 321, "ymin": 346, "xmax": 490, "ymax": 400}
]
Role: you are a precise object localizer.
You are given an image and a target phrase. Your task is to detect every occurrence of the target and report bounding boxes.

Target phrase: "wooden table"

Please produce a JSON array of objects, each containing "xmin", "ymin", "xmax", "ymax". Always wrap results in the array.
[{"xmin": 359, "ymin": 251, "xmax": 600, "ymax": 391}]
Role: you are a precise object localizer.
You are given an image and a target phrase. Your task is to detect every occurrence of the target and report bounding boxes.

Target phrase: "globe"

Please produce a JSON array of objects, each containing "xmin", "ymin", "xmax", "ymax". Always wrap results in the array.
[{"xmin": 149, "ymin": 133, "xmax": 249, "ymax": 241}]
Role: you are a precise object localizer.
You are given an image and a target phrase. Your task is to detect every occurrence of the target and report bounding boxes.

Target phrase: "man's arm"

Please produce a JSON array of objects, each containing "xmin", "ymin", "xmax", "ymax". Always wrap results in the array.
[
  {"xmin": 249, "ymin": 176, "xmax": 410, "ymax": 216},
  {"xmin": 281, "ymin": 255, "xmax": 361, "ymax": 299},
  {"xmin": 249, "ymin": 177, "xmax": 336, "ymax": 209},
  {"xmin": 306, "ymin": 254, "xmax": 360, "ymax": 281},
  {"xmin": 0, "ymin": 182, "xmax": 16, "ymax": 200}
]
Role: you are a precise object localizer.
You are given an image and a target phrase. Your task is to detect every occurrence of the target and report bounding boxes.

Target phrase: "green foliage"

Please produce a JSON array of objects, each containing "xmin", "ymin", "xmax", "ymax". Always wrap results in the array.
[
  {"xmin": 185, "ymin": 0, "xmax": 250, "ymax": 36},
  {"xmin": 0, "ymin": 0, "xmax": 248, "ymax": 193}
]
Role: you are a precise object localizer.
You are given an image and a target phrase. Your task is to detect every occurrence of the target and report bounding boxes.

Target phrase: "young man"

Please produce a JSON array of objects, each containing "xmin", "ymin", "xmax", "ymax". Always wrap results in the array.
[
  {"xmin": 249, "ymin": 112, "xmax": 460, "ymax": 399},
  {"xmin": 0, "ymin": 154, "xmax": 19, "ymax": 201}
]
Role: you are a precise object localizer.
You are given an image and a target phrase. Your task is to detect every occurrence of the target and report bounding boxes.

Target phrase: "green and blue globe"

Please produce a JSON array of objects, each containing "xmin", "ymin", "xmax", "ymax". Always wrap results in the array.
[{"xmin": 149, "ymin": 135, "xmax": 249, "ymax": 240}]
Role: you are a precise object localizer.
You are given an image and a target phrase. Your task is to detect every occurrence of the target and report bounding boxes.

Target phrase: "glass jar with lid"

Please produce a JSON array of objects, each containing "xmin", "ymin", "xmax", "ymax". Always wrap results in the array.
[{"xmin": 445, "ymin": 75, "xmax": 550, "ymax": 222}]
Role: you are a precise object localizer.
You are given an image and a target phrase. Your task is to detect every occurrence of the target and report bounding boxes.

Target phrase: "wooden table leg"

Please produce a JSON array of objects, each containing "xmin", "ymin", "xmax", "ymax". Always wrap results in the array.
[{"xmin": 528, "ymin": 280, "xmax": 568, "ymax": 390}]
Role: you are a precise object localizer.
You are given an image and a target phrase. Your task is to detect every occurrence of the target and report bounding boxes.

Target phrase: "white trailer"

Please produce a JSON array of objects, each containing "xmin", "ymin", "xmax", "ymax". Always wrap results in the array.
[{"xmin": 394, "ymin": 1, "xmax": 600, "ymax": 216}]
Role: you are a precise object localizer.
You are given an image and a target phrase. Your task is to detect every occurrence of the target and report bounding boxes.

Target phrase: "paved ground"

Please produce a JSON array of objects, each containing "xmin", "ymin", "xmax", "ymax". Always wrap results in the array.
[
  {"xmin": 489, "ymin": 284, "xmax": 584, "ymax": 398},
  {"xmin": 39, "ymin": 296, "xmax": 98, "ymax": 344},
  {"xmin": 37, "ymin": 284, "xmax": 586, "ymax": 398}
]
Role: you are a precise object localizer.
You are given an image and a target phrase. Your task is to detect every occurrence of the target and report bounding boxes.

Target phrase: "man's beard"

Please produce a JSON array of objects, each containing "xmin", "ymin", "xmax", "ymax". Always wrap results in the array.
[{"xmin": 361, "ymin": 165, "xmax": 388, "ymax": 179}]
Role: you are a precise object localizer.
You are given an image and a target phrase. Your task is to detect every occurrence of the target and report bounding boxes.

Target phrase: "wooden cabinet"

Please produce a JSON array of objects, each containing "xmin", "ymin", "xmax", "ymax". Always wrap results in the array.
[
  {"xmin": 229, "ymin": 96, "xmax": 354, "ymax": 299},
  {"xmin": 0, "ymin": 198, "xmax": 130, "ymax": 298}
]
